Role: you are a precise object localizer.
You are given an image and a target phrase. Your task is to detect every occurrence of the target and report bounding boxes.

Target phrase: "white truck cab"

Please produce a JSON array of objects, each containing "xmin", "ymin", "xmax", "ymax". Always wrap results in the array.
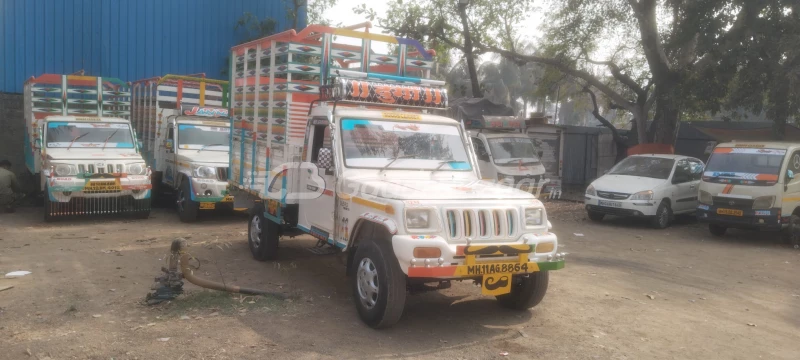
[
  {"xmin": 24, "ymin": 74, "xmax": 151, "ymax": 221},
  {"xmin": 228, "ymin": 25, "xmax": 565, "ymax": 329},
  {"xmin": 470, "ymin": 129, "xmax": 547, "ymax": 192},
  {"xmin": 131, "ymin": 75, "xmax": 233, "ymax": 222},
  {"xmin": 697, "ymin": 141, "xmax": 800, "ymax": 247}
]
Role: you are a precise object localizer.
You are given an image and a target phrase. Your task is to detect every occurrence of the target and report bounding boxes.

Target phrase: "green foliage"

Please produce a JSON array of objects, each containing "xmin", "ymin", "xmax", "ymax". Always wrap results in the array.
[{"xmin": 235, "ymin": 12, "xmax": 278, "ymax": 43}]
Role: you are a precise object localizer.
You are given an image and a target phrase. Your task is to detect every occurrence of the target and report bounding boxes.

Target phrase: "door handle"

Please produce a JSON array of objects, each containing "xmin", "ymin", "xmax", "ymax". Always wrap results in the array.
[{"xmin": 690, "ymin": 185, "xmax": 696, "ymax": 189}]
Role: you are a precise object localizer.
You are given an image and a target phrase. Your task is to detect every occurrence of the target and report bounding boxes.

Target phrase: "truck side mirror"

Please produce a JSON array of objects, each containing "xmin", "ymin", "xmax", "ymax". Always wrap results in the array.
[
  {"xmin": 317, "ymin": 148, "xmax": 333, "ymax": 171},
  {"xmin": 33, "ymin": 137, "xmax": 42, "ymax": 150},
  {"xmin": 165, "ymin": 139, "xmax": 174, "ymax": 152},
  {"xmin": 788, "ymin": 170, "xmax": 795, "ymax": 180},
  {"xmin": 538, "ymin": 150, "xmax": 544, "ymax": 158},
  {"xmin": 137, "ymin": 140, "xmax": 144, "ymax": 151}
]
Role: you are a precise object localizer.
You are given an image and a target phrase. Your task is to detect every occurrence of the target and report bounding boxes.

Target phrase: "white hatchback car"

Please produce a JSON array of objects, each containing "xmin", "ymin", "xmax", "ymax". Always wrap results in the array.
[{"xmin": 584, "ymin": 154, "xmax": 705, "ymax": 228}]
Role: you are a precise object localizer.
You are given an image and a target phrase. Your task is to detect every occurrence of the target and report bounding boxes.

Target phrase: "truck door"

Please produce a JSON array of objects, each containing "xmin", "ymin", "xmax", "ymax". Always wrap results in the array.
[
  {"xmin": 161, "ymin": 121, "xmax": 177, "ymax": 187},
  {"xmin": 298, "ymin": 121, "xmax": 336, "ymax": 242},
  {"xmin": 472, "ymin": 137, "xmax": 495, "ymax": 180}
]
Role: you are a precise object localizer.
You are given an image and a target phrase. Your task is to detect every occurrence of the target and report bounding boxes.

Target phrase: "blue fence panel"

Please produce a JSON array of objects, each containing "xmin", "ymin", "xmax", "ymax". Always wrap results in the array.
[{"xmin": 0, "ymin": 0, "xmax": 305, "ymax": 93}]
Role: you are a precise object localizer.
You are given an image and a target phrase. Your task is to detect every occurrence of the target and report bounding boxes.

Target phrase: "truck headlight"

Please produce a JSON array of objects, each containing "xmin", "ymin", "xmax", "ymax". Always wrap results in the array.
[
  {"xmin": 752, "ymin": 196, "xmax": 775, "ymax": 210},
  {"xmin": 699, "ymin": 190, "xmax": 713, "ymax": 205},
  {"xmin": 193, "ymin": 165, "xmax": 217, "ymax": 179},
  {"xmin": 53, "ymin": 164, "xmax": 78, "ymax": 176},
  {"xmin": 406, "ymin": 209, "xmax": 431, "ymax": 229},
  {"xmin": 498, "ymin": 174, "xmax": 515, "ymax": 186},
  {"xmin": 630, "ymin": 190, "xmax": 654, "ymax": 200},
  {"xmin": 525, "ymin": 208, "xmax": 544, "ymax": 227},
  {"xmin": 586, "ymin": 184, "xmax": 596, "ymax": 196},
  {"xmin": 126, "ymin": 163, "xmax": 147, "ymax": 175}
]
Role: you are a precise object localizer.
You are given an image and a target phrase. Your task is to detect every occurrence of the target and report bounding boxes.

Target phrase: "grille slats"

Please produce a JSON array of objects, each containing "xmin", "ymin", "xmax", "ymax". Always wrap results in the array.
[
  {"xmin": 216, "ymin": 167, "xmax": 229, "ymax": 181},
  {"xmin": 712, "ymin": 196, "xmax": 754, "ymax": 209},
  {"xmin": 80, "ymin": 163, "xmax": 123, "ymax": 175},
  {"xmin": 597, "ymin": 191, "xmax": 630, "ymax": 200},
  {"xmin": 444, "ymin": 208, "xmax": 517, "ymax": 240}
]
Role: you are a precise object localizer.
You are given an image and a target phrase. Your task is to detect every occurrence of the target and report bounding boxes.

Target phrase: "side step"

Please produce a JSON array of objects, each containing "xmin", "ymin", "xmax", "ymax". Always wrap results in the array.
[{"xmin": 306, "ymin": 245, "xmax": 341, "ymax": 256}]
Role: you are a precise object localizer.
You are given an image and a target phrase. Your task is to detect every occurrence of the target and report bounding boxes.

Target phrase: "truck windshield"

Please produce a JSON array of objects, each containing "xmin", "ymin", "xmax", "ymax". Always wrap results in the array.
[
  {"xmin": 487, "ymin": 137, "xmax": 540, "ymax": 165},
  {"xmin": 609, "ymin": 156, "xmax": 675, "ymax": 179},
  {"xmin": 46, "ymin": 122, "xmax": 134, "ymax": 148},
  {"xmin": 705, "ymin": 148, "xmax": 785, "ymax": 178},
  {"xmin": 177, "ymin": 124, "xmax": 230, "ymax": 151},
  {"xmin": 340, "ymin": 118, "xmax": 472, "ymax": 171}
]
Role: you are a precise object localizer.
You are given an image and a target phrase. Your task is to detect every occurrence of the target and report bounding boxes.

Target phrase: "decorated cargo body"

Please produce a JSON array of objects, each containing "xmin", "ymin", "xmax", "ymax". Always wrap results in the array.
[
  {"xmin": 23, "ymin": 74, "xmax": 151, "ymax": 221},
  {"xmin": 228, "ymin": 23, "xmax": 566, "ymax": 328},
  {"xmin": 131, "ymin": 75, "xmax": 233, "ymax": 222}
]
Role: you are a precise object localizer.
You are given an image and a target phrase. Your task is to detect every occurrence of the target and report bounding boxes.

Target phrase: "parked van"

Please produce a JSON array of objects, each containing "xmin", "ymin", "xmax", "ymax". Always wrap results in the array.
[{"xmin": 696, "ymin": 142, "xmax": 800, "ymax": 247}]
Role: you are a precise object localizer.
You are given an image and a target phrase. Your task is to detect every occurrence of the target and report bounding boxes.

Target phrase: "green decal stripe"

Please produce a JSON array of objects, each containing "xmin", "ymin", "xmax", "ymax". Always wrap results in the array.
[{"xmin": 537, "ymin": 260, "xmax": 565, "ymax": 271}]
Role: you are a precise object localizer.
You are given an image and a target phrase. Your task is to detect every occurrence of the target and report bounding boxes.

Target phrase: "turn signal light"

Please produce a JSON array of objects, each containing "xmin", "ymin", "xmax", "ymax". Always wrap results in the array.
[
  {"xmin": 413, "ymin": 247, "xmax": 442, "ymax": 258},
  {"xmin": 535, "ymin": 241, "xmax": 555, "ymax": 253}
]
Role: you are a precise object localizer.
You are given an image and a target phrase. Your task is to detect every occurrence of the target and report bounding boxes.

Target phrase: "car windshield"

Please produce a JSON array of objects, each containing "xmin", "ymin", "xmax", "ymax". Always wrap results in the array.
[
  {"xmin": 340, "ymin": 118, "xmax": 472, "ymax": 171},
  {"xmin": 705, "ymin": 148, "xmax": 785, "ymax": 177},
  {"xmin": 487, "ymin": 137, "xmax": 540, "ymax": 165},
  {"xmin": 46, "ymin": 121, "xmax": 134, "ymax": 148},
  {"xmin": 609, "ymin": 156, "xmax": 675, "ymax": 179},
  {"xmin": 177, "ymin": 124, "xmax": 230, "ymax": 151}
]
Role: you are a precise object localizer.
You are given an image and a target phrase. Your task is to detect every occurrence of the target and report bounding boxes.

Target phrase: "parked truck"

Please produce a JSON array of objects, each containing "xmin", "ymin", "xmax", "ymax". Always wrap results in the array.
[
  {"xmin": 131, "ymin": 75, "xmax": 232, "ymax": 222},
  {"xmin": 227, "ymin": 24, "xmax": 566, "ymax": 328},
  {"xmin": 24, "ymin": 74, "xmax": 151, "ymax": 221},
  {"xmin": 450, "ymin": 98, "xmax": 549, "ymax": 195}
]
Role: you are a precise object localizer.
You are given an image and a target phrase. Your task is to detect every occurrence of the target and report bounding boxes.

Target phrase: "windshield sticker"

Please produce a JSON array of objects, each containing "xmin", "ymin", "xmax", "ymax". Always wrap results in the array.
[
  {"xmin": 449, "ymin": 161, "xmax": 470, "ymax": 170},
  {"xmin": 713, "ymin": 147, "xmax": 786, "ymax": 155},
  {"xmin": 341, "ymin": 119, "xmax": 373, "ymax": 130},
  {"xmin": 48, "ymin": 122, "xmax": 129, "ymax": 129},
  {"xmin": 703, "ymin": 171, "xmax": 779, "ymax": 181},
  {"xmin": 181, "ymin": 105, "xmax": 229, "ymax": 117},
  {"xmin": 178, "ymin": 124, "xmax": 230, "ymax": 133},
  {"xmin": 46, "ymin": 142, "xmax": 132, "ymax": 148}
]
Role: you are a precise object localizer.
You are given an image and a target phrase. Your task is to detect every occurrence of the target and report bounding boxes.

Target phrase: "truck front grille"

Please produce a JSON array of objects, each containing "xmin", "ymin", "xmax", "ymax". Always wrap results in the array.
[
  {"xmin": 217, "ymin": 167, "xmax": 229, "ymax": 181},
  {"xmin": 444, "ymin": 208, "xmax": 518, "ymax": 240},
  {"xmin": 79, "ymin": 163, "xmax": 124, "ymax": 175}
]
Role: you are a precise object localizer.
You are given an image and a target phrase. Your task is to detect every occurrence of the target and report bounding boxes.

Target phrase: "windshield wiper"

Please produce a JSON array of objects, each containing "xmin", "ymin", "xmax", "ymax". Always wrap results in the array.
[
  {"xmin": 67, "ymin": 132, "xmax": 89, "ymax": 151},
  {"xmin": 432, "ymin": 160, "xmax": 460, "ymax": 173},
  {"xmin": 198, "ymin": 143, "xmax": 225, "ymax": 152},
  {"xmin": 380, "ymin": 154, "xmax": 417, "ymax": 172},
  {"xmin": 101, "ymin": 129, "xmax": 120, "ymax": 150},
  {"xmin": 497, "ymin": 158, "xmax": 523, "ymax": 165}
]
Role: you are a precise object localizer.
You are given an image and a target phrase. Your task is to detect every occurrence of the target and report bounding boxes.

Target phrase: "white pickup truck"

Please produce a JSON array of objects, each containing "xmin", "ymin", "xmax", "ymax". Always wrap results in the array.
[
  {"xmin": 24, "ymin": 74, "xmax": 151, "ymax": 221},
  {"xmin": 131, "ymin": 75, "xmax": 233, "ymax": 222},
  {"xmin": 228, "ymin": 25, "xmax": 566, "ymax": 328}
]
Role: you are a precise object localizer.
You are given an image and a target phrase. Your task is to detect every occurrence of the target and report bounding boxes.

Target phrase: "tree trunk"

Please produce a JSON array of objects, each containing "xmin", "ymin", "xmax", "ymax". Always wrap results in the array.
[
  {"xmin": 769, "ymin": 78, "xmax": 790, "ymax": 140},
  {"xmin": 652, "ymin": 81, "xmax": 682, "ymax": 145},
  {"xmin": 457, "ymin": 4, "xmax": 483, "ymax": 98}
]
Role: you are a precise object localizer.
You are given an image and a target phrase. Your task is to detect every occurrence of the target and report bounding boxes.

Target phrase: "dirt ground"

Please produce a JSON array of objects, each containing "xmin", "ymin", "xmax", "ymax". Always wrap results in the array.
[{"xmin": 0, "ymin": 202, "xmax": 798, "ymax": 360}]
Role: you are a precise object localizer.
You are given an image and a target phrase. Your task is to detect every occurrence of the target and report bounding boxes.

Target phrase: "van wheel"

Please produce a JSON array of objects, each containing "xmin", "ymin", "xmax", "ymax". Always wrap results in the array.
[
  {"xmin": 587, "ymin": 211, "xmax": 605, "ymax": 222},
  {"xmin": 248, "ymin": 204, "xmax": 279, "ymax": 261},
  {"xmin": 176, "ymin": 180, "xmax": 198, "ymax": 222},
  {"xmin": 496, "ymin": 272, "xmax": 549, "ymax": 310},
  {"xmin": 709, "ymin": 224, "xmax": 727, "ymax": 237},
  {"xmin": 651, "ymin": 201, "xmax": 672, "ymax": 229},
  {"xmin": 351, "ymin": 240, "xmax": 407, "ymax": 329},
  {"xmin": 785, "ymin": 215, "xmax": 800, "ymax": 248}
]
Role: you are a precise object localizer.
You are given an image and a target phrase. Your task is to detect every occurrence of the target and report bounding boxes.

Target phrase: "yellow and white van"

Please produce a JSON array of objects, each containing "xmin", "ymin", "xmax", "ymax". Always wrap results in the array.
[{"xmin": 696, "ymin": 141, "xmax": 800, "ymax": 247}]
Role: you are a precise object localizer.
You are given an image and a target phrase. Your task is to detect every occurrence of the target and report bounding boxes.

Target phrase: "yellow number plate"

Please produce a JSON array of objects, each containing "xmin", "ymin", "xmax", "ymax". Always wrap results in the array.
[
  {"xmin": 717, "ymin": 208, "xmax": 743, "ymax": 216},
  {"xmin": 481, "ymin": 273, "xmax": 512, "ymax": 296},
  {"xmin": 199, "ymin": 202, "xmax": 216, "ymax": 210},
  {"xmin": 221, "ymin": 195, "xmax": 234, "ymax": 202},
  {"xmin": 83, "ymin": 181, "xmax": 121, "ymax": 192}
]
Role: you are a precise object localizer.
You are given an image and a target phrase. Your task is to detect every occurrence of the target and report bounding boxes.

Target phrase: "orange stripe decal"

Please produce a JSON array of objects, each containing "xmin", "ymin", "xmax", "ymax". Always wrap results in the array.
[
  {"xmin": 714, "ymin": 147, "xmax": 734, "ymax": 154},
  {"xmin": 723, "ymin": 184, "xmax": 734, "ymax": 194}
]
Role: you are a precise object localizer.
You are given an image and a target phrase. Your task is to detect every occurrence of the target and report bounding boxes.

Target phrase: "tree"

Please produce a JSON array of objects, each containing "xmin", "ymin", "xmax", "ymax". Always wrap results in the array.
[
  {"xmin": 285, "ymin": 0, "xmax": 338, "ymax": 29},
  {"xmin": 480, "ymin": 0, "xmax": 773, "ymax": 146}
]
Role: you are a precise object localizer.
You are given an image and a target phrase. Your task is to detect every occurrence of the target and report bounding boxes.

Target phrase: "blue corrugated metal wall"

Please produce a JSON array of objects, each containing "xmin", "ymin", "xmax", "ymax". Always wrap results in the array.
[{"xmin": 0, "ymin": 0, "xmax": 304, "ymax": 93}]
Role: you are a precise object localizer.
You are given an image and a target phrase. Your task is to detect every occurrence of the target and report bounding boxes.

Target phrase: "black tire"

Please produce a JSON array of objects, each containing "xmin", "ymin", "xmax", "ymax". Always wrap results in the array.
[
  {"xmin": 783, "ymin": 214, "xmax": 800, "ymax": 248},
  {"xmin": 651, "ymin": 201, "xmax": 672, "ymax": 229},
  {"xmin": 351, "ymin": 240, "xmax": 407, "ymax": 329},
  {"xmin": 709, "ymin": 223, "xmax": 727, "ymax": 237},
  {"xmin": 247, "ymin": 204, "xmax": 279, "ymax": 261},
  {"xmin": 496, "ymin": 271, "xmax": 549, "ymax": 310},
  {"xmin": 587, "ymin": 211, "xmax": 605, "ymax": 222},
  {"xmin": 176, "ymin": 179, "xmax": 199, "ymax": 223}
]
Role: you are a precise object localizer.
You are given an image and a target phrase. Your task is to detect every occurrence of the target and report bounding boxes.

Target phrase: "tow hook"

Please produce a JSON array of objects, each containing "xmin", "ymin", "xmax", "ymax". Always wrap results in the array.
[{"xmin": 146, "ymin": 239, "xmax": 287, "ymax": 305}]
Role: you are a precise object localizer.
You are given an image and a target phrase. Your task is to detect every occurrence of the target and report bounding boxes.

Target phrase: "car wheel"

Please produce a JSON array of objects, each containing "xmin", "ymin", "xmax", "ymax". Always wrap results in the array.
[
  {"xmin": 495, "ymin": 271, "xmax": 549, "ymax": 310},
  {"xmin": 784, "ymin": 214, "xmax": 800, "ymax": 248},
  {"xmin": 351, "ymin": 240, "xmax": 407, "ymax": 329},
  {"xmin": 651, "ymin": 201, "xmax": 672, "ymax": 229},
  {"xmin": 248, "ymin": 204, "xmax": 280, "ymax": 261},
  {"xmin": 587, "ymin": 211, "xmax": 605, "ymax": 222},
  {"xmin": 176, "ymin": 179, "xmax": 199, "ymax": 223},
  {"xmin": 709, "ymin": 224, "xmax": 727, "ymax": 237}
]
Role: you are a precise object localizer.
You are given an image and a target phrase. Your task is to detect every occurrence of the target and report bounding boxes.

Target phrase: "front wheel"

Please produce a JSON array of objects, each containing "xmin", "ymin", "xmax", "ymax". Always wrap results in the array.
[
  {"xmin": 709, "ymin": 223, "xmax": 727, "ymax": 237},
  {"xmin": 496, "ymin": 271, "xmax": 549, "ymax": 310},
  {"xmin": 351, "ymin": 240, "xmax": 407, "ymax": 329},
  {"xmin": 783, "ymin": 214, "xmax": 800, "ymax": 248},
  {"xmin": 247, "ymin": 205, "xmax": 279, "ymax": 261},
  {"xmin": 176, "ymin": 180, "xmax": 199, "ymax": 223},
  {"xmin": 587, "ymin": 211, "xmax": 605, "ymax": 222},
  {"xmin": 651, "ymin": 201, "xmax": 672, "ymax": 229}
]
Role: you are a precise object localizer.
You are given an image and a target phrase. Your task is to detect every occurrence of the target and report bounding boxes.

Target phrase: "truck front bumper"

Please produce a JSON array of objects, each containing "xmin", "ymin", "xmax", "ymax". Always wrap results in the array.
[
  {"xmin": 696, "ymin": 204, "xmax": 783, "ymax": 231},
  {"xmin": 47, "ymin": 175, "xmax": 152, "ymax": 202},
  {"xmin": 190, "ymin": 178, "xmax": 233, "ymax": 204},
  {"xmin": 391, "ymin": 233, "xmax": 565, "ymax": 279}
]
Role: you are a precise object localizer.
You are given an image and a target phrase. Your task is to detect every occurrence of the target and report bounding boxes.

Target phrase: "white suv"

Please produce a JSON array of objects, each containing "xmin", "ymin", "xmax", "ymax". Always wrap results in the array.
[{"xmin": 584, "ymin": 154, "xmax": 705, "ymax": 228}]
